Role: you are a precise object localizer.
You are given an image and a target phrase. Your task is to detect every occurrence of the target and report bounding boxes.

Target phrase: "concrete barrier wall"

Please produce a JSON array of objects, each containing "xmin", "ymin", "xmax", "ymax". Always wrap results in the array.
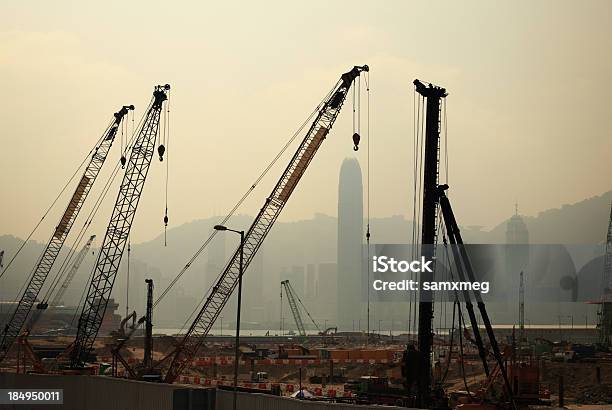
[
  {"xmin": 215, "ymin": 389, "xmax": 410, "ymax": 410},
  {"xmin": 0, "ymin": 373, "xmax": 416, "ymax": 410},
  {"xmin": 0, "ymin": 373, "xmax": 179, "ymax": 410}
]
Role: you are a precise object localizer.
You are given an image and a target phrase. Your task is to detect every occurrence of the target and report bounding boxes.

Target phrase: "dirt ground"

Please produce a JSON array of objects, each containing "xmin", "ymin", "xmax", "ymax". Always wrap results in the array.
[{"xmin": 4, "ymin": 335, "xmax": 610, "ymax": 407}]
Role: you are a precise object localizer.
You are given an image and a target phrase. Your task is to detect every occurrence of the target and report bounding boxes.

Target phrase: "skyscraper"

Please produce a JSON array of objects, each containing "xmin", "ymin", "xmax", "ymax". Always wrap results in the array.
[
  {"xmin": 506, "ymin": 204, "xmax": 530, "ymax": 275},
  {"xmin": 337, "ymin": 157, "xmax": 364, "ymax": 329}
]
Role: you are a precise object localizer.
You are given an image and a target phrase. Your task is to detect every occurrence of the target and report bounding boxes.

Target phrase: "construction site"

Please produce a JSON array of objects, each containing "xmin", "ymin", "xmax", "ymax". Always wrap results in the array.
[{"xmin": 1, "ymin": 3, "xmax": 612, "ymax": 410}]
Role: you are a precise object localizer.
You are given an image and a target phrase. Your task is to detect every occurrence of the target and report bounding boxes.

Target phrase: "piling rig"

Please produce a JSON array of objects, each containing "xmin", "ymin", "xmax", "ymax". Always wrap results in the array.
[{"xmin": 414, "ymin": 79, "xmax": 514, "ymax": 408}]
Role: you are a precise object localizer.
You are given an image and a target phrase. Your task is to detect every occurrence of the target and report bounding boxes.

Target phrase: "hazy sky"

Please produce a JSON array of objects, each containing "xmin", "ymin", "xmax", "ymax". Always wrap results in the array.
[{"xmin": 1, "ymin": 1, "xmax": 611, "ymax": 243}]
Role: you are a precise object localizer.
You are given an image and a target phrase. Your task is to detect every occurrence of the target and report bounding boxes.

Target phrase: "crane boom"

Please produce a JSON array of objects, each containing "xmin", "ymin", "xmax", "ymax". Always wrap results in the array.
[
  {"xmin": 282, "ymin": 280, "xmax": 307, "ymax": 336},
  {"xmin": 163, "ymin": 65, "xmax": 368, "ymax": 383},
  {"xmin": 70, "ymin": 85, "xmax": 169, "ymax": 367},
  {"xmin": 0, "ymin": 105, "xmax": 133, "ymax": 362},
  {"xmin": 51, "ymin": 235, "xmax": 96, "ymax": 307}
]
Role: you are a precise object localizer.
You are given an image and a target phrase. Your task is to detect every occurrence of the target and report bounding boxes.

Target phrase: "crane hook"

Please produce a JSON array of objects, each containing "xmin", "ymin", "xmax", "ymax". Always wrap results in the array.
[
  {"xmin": 120, "ymin": 156, "xmax": 127, "ymax": 169},
  {"xmin": 352, "ymin": 132, "xmax": 360, "ymax": 151},
  {"xmin": 158, "ymin": 145, "xmax": 166, "ymax": 162}
]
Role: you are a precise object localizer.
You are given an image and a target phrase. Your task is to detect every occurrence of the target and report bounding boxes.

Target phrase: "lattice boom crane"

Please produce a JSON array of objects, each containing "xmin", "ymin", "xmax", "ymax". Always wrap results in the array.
[
  {"xmin": 0, "ymin": 105, "xmax": 133, "ymax": 362},
  {"xmin": 163, "ymin": 65, "xmax": 367, "ymax": 383},
  {"xmin": 281, "ymin": 279, "xmax": 320, "ymax": 337},
  {"xmin": 26, "ymin": 234, "xmax": 97, "ymax": 333},
  {"xmin": 70, "ymin": 85, "xmax": 169, "ymax": 367},
  {"xmin": 51, "ymin": 234, "xmax": 96, "ymax": 308}
]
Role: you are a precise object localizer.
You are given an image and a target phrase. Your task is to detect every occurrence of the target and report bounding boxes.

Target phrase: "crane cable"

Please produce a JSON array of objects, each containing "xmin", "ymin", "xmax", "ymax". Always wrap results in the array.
[
  {"xmin": 363, "ymin": 72, "xmax": 372, "ymax": 345},
  {"xmin": 162, "ymin": 90, "xmax": 171, "ymax": 246},
  {"xmin": 0, "ymin": 119, "xmax": 115, "ymax": 281},
  {"xmin": 457, "ymin": 301, "xmax": 473, "ymax": 398},
  {"xmin": 153, "ymin": 80, "xmax": 341, "ymax": 310},
  {"xmin": 409, "ymin": 89, "xmax": 425, "ymax": 343},
  {"xmin": 441, "ymin": 300, "xmax": 457, "ymax": 383},
  {"xmin": 125, "ymin": 240, "xmax": 130, "ymax": 318}
]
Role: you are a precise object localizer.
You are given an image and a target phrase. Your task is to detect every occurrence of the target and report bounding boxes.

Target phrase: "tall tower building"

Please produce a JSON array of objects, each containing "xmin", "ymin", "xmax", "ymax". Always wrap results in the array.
[
  {"xmin": 504, "ymin": 204, "xmax": 530, "ymax": 313},
  {"xmin": 506, "ymin": 204, "xmax": 530, "ymax": 272},
  {"xmin": 337, "ymin": 157, "xmax": 364, "ymax": 329},
  {"xmin": 506, "ymin": 203, "xmax": 529, "ymax": 245}
]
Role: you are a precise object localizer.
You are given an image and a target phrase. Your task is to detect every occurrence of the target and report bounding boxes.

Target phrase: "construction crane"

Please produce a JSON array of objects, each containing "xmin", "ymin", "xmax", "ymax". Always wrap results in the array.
[
  {"xmin": 49, "ymin": 235, "xmax": 96, "ymax": 308},
  {"xmin": 598, "ymin": 203, "xmax": 612, "ymax": 345},
  {"xmin": 0, "ymin": 105, "xmax": 133, "ymax": 363},
  {"xmin": 51, "ymin": 235, "xmax": 96, "ymax": 306},
  {"xmin": 281, "ymin": 280, "xmax": 321, "ymax": 337},
  {"xmin": 162, "ymin": 65, "xmax": 368, "ymax": 383},
  {"xmin": 25, "ymin": 235, "xmax": 97, "ymax": 333},
  {"xmin": 70, "ymin": 85, "xmax": 170, "ymax": 367}
]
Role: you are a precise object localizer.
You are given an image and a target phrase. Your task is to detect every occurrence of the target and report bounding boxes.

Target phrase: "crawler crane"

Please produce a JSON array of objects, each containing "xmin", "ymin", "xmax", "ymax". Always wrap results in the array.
[
  {"xmin": 0, "ymin": 106, "xmax": 133, "ymax": 363},
  {"xmin": 50, "ymin": 235, "xmax": 97, "ymax": 308},
  {"xmin": 162, "ymin": 65, "xmax": 368, "ymax": 383},
  {"xmin": 281, "ymin": 280, "xmax": 321, "ymax": 337},
  {"xmin": 70, "ymin": 85, "xmax": 170, "ymax": 367}
]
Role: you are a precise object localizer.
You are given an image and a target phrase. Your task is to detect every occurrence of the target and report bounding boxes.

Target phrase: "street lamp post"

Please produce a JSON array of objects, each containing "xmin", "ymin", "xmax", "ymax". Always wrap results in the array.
[{"xmin": 214, "ymin": 225, "xmax": 245, "ymax": 410}]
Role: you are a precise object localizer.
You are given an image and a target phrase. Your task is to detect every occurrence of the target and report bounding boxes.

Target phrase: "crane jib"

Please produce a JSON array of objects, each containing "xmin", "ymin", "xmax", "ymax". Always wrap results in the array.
[{"xmin": 278, "ymin": 126, "xmax": 328, "ymax": 203}]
